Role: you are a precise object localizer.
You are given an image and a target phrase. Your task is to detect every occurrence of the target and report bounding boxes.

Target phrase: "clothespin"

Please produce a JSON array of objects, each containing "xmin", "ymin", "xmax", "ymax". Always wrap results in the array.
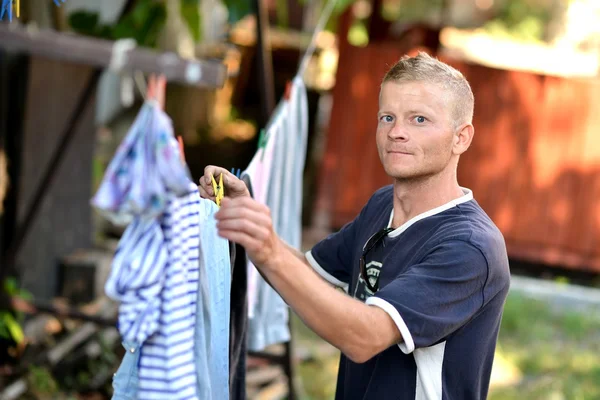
[
  {"xmin": 283, "ymin": 80, "xmax": 292, "ymax": 101},
  {"xmin": 177, "ymin": 136, "xmax": 186, "ymax": 163},
  {"xmin": 211, "ymin": 173, "xmax": 224, "ymax": 207},
  {"xmin": 147, "ymin": 74, "xmax": 166, "ymax": 109},
  {"xmin": 231, "ymin": 168, "xmax": 241, "ymax": 178},
  {"xmin": 257, "ymin": 129, "xmax": 268, "ymax": 161},
  {"xmin": 1, "ymin": 0, "xmax": 13, "ymax": 22}
]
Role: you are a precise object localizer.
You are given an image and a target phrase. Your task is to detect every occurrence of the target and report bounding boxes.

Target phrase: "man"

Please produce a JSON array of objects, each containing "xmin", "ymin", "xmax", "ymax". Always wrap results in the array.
[{"xmin": 199, "ymin": 52, "xmax": 510, "ymax": 400}]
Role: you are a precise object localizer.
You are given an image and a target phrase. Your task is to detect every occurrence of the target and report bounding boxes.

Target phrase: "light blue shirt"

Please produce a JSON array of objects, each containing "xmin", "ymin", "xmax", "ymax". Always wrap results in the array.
[{"xmin": 197, "ymin": 199, "xmax": 231, "ymax": 400}]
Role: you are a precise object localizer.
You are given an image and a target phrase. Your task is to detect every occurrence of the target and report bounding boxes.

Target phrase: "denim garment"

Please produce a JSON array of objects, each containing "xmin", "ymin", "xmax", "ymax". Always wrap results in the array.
[
  {"xmin": 196, "ymin": 199, "xmax": 231, "ymax": 400},
  {"xmin": 112, "ymin": 341, "xmax": 141, "ymax": 400}
]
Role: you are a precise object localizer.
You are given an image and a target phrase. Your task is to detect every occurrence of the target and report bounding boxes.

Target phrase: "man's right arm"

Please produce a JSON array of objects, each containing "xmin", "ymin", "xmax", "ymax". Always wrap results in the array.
[{"xmin": 199, "ymin": 164, "xmax": 360, "ymax": 289}]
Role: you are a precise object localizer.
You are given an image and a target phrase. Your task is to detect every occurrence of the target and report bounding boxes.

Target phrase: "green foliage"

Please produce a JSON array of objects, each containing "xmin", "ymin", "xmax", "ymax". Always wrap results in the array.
[
  {"xmin": 275, "ymin": 0, "xmax": 289, "ymax": 28},
  {"xmin": 384, "ymin": 0, "xmax": 446, "ymax": 23},
  {"xmin": 28, "ymin": 365, "xmax": 60, "ymax": 396},
  {"xmin": 0, "ymin": 277, "xmax": 31, "ymax": 344},
  {"xmin": 69, "ymin": 0, "xmax": 167, "ymax": 48},
  {"xmin": 483, "ymin": 0, "xmax": 552, "ymax": 43},
  {"xmin": 491, "ymin": 292, "xmax": 600, "ymax": 399},
  {"xmin": 347, "ymin": 20, "xmax": 369, "ymax": 47},
  {"xmin": 222, "ymin": 0, "xmax": 253, "ymax": 24},
  {"xmin": 181, "ymin": 0, "xmax": 202, "ymax": 42}
]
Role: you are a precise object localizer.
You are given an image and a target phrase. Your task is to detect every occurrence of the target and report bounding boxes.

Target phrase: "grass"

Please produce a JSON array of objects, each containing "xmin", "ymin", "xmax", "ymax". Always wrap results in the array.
[
  {"xmin": 292, "ymin": 292, "xmax": 600, "ymax": 400},
  {"xmin": 490, "ymin": 293, "xmax": 600, "ymax": 400}
]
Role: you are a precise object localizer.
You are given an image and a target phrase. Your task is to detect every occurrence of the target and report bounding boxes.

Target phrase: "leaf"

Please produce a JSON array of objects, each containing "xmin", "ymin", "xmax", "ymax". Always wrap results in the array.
[
  {"xmin": 2, "ymin": 312, "xmax": 24, "ymax": 344},
  {"xmin": 223, "ymin": 0, "xmax": 252, "ymax": 24},
  {"xmin": 3, "ymin": 276, "xmax": 17, "ymax": 295},
  {"xmin": 0, "ymin": 322, "xmax": 11, "ymax": 340},
  {"xmin": 181, "ymin": 0, "xmax": 201, "ymax": 42},
  {"xmin": 137, "ymin": 3, "xmax": 167, "ymax": 47},
  {"xmin": 68, "ymin": 11, "xmax": 100, "ymax": 36},
  {"xmin": 275, "ymin": 0, "xmax": 288, "ymax": 28}
]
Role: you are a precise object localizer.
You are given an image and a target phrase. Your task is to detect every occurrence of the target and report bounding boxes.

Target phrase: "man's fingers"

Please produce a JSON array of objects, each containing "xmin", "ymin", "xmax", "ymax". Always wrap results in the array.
[
  {"xmin": 198, "ymin": 185, "xmax": 215, "ymax": 201},
  {"xmin": 201, "ymin": 165, "xmax": 248, "ymax": 197},
  {"xmin": 217, "ymin": 229, "xmax": 264, "ymax": 254},
  {"xmin": 203, "ymin": 165, "xmax": 230, "ymax": 185},
  {"xmin": 216, "ymin": 200, "xmax": 272, "ymax": 229},
  {"xmin": 222, "ymin": 172, "xmax": 247, "ymax": 193},
  {"xmin": 217, "ymin": 200, "xmax": 272, "ymax": 229},
  {"xmin": 198, "ymin": 178, "xmax": 214, "ymax": 196},
  {"xmin": 220, "ymin": 196, "xmax": 270, "ymax": 215},
  {"xmin": 216, "ymin": 218, "xmax": 271, "ymax": 241}
]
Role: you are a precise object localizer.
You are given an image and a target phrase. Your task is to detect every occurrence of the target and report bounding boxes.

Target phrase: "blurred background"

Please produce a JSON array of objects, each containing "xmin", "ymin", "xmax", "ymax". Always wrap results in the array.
[{"xmin": 1, "ymin": 0, "xmax": 600, "ymax": 399}]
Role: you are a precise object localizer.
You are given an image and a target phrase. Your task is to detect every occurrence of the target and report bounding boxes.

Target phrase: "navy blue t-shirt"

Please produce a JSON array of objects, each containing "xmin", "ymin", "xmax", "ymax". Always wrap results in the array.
[{"xmin": 306, "ymin": 185, "xmax": 510, "ymax": 400}]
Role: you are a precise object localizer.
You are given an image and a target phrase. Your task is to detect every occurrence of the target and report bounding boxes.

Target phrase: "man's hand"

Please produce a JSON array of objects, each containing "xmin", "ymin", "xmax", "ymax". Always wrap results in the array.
[
  {"xmin": 215, "ymin": 196, "xmax": 284, "ymax": 269},
  {"xmin": 198, "ymin": 165, "xmax": 250, "ymax": 202}
]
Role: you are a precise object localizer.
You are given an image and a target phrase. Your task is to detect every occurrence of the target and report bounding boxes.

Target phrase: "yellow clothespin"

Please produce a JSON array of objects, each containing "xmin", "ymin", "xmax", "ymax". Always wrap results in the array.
[{"xmin": 211, "ymin": 173, "xmax": 224, "ymax": 207}]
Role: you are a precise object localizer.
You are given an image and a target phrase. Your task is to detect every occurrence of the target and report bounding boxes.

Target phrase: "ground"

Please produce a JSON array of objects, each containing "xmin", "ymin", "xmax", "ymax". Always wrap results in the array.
[{"xmin": 292, "ymin": 290, "xmax": 600, "ymax": 400}]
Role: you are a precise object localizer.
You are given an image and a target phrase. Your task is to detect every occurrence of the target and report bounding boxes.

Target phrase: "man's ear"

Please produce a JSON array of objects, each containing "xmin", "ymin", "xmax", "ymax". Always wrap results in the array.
[{"xmin": 453, "ymin": 124, "xmax": 474, "ymax": 155}]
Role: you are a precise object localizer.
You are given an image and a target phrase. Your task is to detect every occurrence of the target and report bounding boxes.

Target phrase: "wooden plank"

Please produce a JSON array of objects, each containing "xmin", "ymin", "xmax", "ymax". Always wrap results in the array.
[{"xmin": 0, "ymin": 23, "xmax": 227, "ymax": 89}]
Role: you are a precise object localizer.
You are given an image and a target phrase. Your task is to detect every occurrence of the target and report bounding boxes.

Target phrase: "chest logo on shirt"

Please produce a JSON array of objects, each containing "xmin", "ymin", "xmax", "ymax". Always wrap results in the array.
[{"xmin": 354, "ymin": 261, "xmax": 382, "ymax": 302}]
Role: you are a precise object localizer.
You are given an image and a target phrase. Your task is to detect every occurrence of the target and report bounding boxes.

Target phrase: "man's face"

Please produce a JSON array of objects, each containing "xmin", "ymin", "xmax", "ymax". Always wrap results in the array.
[{"xmin": 376, "ymin": 80, "xmax": 457, "ymax": 181}]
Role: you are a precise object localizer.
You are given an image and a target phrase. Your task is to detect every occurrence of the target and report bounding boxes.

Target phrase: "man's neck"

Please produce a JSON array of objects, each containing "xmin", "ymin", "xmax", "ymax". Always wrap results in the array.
[{"xmin": 391, "ymin": 172, "xmax": 465, "ymax": 229}]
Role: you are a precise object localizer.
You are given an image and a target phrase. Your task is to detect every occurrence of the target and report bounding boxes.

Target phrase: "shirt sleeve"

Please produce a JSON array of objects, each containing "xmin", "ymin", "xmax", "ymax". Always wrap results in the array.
[
  {"xmin": 305, "ymin": 217, "xmax": 360, "ymax": 292},
  {"xmin": 366, "ymin": 239, "xmax": 488, "ymax": 354}
]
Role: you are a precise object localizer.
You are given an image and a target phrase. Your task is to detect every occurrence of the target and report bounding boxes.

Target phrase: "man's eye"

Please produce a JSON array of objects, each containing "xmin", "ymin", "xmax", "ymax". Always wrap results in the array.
[
  {"xmin": 380, "ymin": 115, "xmax": 393, "ymax": 123},
  {"xmin": 414, "ymin": 116, "xmax": 426, "ymax": 124}
]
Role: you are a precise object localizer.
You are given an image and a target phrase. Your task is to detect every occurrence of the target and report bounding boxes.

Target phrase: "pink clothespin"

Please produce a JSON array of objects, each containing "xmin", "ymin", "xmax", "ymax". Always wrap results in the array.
[
  {"xmin": 283, "ymin": 80, "xmax": 292, "ymax": 101},
  {"xmin": 177, "ymin": 136, "xmax": 186, "ymax": 163},
  {"xmin": 147, "ymin": 74, "xmax": 166, "ymax": 109}
]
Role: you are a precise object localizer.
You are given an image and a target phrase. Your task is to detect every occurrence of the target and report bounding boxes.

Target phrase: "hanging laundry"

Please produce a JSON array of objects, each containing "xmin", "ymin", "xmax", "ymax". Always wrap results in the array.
[
  {"xmin": 243, "ymin": 103, "xmax": 285, "ymax": 318},
  {"xmin": 197, "ymin": 198, "xmax": 231, "ymax": 400},
  {"xmin": 228, "ymin": 242, "xmax": 249, "ymax": 400},
  {"xmin": 228, "ymin": 174, "xmax": 253, "ymax": 400},
  {"xmin": 242, "ymin": 76, "xmax": 309, "ymax": 352},
  {"xmin": 135, "ymin": 186, "xmax": 203, "ymax": 400},
  {"xmin": 91, "ymin": 101, "xmax": 191, "ymax": 226},
  {"xmin": 109, "ymin": 190, "xmax": 231, "ymax": 400},
  {"xmin": 93, "ymin": 100, "xmax": 231, "ymax": 400}
]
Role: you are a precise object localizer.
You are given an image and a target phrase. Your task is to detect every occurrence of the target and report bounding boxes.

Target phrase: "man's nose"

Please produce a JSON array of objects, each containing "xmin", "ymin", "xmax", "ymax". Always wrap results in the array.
[{"xmin": 388, "ymin": 124, "xmax": 409, "ymax": 141}]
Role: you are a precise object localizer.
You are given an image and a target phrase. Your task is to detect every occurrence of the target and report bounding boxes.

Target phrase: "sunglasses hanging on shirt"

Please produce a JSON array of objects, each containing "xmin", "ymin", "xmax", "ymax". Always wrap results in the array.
[{"xmin": 359, "ymin": 227, "xmax": 394, "ymax": 293}]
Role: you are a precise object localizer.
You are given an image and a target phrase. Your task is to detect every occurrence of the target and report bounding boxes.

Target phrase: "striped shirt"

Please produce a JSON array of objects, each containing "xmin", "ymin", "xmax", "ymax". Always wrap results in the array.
[
  {"xmin": 137, "ymin": 190, "xmax": 201, "ymax": 399},
  {"xmin": 106, "ymin": 187, "xmax": 202, "ymax": 400}
]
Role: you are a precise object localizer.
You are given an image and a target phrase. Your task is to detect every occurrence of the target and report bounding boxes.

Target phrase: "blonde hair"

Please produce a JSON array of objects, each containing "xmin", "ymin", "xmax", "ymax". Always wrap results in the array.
[{"xmin": 382, "ymin": 52, "xmax": 474, "ymax": 129}]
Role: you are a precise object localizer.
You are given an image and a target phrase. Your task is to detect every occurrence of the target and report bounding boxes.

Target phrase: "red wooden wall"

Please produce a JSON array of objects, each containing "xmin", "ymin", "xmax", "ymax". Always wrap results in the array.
[{"xmin": 313, "ymin": 13, "xmax": 600, "ymax": 272}]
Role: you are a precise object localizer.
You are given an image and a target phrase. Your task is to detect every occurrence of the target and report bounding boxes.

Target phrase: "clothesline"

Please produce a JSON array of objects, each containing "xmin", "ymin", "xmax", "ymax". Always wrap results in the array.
[
  {"xmin": 96, "ymin": 2, "xmax": 337, "ymax": 398},
  {"xmin": 297, "ymin": 0, "xmax": 338, "ymax": 79}
]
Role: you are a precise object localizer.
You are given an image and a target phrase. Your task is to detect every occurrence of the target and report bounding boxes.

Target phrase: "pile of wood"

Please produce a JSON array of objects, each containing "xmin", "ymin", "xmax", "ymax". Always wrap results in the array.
[{"xmin": 0, "ymin": 249, "xmax": 121, "ymax": 400}]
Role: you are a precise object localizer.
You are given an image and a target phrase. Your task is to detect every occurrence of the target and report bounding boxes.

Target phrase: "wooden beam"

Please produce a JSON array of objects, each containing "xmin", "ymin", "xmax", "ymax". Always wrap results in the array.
[{"xmin": 0, "ymin": 23, "xmax": 227, "ymax": 89}]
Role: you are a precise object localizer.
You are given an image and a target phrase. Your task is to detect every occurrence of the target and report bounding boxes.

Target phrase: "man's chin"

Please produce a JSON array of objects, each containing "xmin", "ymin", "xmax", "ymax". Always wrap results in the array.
[
  {"xmin": 386, "ymin": 168, "xmax": 432, "ymax": 182},
  {"xmin": 384, "ymin": 166, "xmax": 414, "ymax": 180}
]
